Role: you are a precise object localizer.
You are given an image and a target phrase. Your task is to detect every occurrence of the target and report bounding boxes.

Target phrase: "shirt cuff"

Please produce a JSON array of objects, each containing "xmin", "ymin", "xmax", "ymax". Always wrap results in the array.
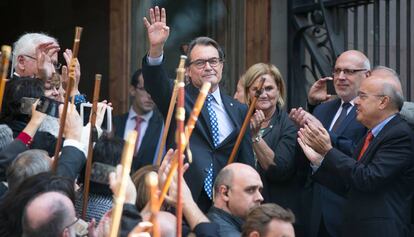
[
  {"xmin": 63, "ymin": 139, "xmax": 87, "ymax": 158},
  {"xmin": 17, "ymin": 132, "xmax": 32, "ymax": 146},
  {"xmin": 147, "ymin": 54, "xmax": 164, "ymax": 65}
]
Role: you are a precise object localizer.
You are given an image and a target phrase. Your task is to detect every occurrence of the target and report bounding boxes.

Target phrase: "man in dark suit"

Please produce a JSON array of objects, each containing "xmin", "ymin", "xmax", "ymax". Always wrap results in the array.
[
  {"xmin": 141, "ymin": 7, "xmax": 254, "ymax": 212},
  {"xmin": 290, "ymin": 50, "xmax": 370, "ymax": 237},
  {"xmin": 298, "ymin": 74, "xmax": 414, "ymax": 237},
  {"xmin": 113, "ymin": 69, "xmax": 164, "ymax": 172}
]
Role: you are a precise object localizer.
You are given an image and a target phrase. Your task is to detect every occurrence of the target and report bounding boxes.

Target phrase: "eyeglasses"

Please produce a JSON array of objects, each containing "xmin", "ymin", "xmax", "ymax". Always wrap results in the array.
[
  {"xmin": 333, "ymin": 68, "xmax": 368, "ymax": 77},
  {"xmin": 188, "ymin": 57, "xmax": 223, "ymax": 69},
  {"xmin": 22, "ymin": 54, "xmax": 62, "ymax": 71},
  {"xmin": 357, "ymin": 92, "xmax": 386, "ymax": 100}
]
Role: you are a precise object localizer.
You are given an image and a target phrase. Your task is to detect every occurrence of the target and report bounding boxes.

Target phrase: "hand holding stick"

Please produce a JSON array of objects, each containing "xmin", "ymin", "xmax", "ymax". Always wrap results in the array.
[
  {"xmin": 52, "ymin": 26, "xmax": 83, "ymax": 171},
  {"xmin": 82, "ymin": 74, "xmax": 101, "ymax": 219},
  {"xmin": 0, "ymin": 45, "xmax": 11, "ymax": 113},
  {"xmin": 157, "ymin": 81, "xmax": 210, "ymax": 209},
  {"xmin": 228, "ymin": 77, "xmax": 266, "ymax": 164}
]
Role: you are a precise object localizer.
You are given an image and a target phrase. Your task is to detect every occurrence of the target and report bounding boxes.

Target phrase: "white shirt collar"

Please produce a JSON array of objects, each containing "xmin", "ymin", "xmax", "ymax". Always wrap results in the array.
[
  {"xmin": 127, "ymin": 107, "xmax": 153, "ymax": 122},
  {"xmin": 209, "ymin": 87, "xmax": 223, "ymax": 106}
]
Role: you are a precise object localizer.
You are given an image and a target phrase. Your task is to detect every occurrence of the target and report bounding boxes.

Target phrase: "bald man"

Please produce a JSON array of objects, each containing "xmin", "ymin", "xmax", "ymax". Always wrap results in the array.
[
  {"xmin": 370, "ymin": 66, "xmax": 414, "ymax": 129},
  {"xmin": 299, "ymin": 74, "xmax": 414, "ymax": 237},
  {"xmin": 207, "ymin": 163, "xmax": 264, "ymax": 237},
  {"xmin": 290, "ymin": 50, "xmax": 370, "ymax": 237},
  {"xmin": 22, "ymin": 191, "xmax": 79, "ymax": 237}
]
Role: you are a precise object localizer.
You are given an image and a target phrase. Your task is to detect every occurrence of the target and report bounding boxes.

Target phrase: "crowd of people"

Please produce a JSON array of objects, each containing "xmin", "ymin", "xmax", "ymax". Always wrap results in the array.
[{"xmin": 0, "ymin": 5, "xmax": 413, "ymax": 237}]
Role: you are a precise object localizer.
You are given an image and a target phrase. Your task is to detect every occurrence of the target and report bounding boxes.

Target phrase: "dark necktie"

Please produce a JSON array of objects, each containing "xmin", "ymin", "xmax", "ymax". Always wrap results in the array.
[
  {"xmin": 331, "ymin": 102, "xmax": 351, "ymax": 132},
  {"xmin": 133, "ymin": 116, "xmax": 144, "ymax": 155},
  {"xmin": 357, "ymin": 131, "xmax": 373, "ymax": 161}
]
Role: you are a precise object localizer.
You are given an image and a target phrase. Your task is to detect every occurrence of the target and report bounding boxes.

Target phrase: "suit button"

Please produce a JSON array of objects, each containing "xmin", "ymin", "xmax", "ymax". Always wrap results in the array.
[{"xmin": 204, "ymin": 168, "xmax": 209, "ymax": 172}]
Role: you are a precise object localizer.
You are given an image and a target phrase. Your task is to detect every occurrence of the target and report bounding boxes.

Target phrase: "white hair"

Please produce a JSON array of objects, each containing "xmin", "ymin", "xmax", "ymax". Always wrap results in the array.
[{"xmin": 11, "ymin": 33, "xmax": 58, "ymax": 75}]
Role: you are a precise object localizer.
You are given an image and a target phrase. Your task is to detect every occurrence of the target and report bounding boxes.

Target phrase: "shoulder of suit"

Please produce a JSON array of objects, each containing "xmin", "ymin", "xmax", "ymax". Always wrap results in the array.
[{"xmin": 313, "ymin": 98, "xmax": 341, "ymax": 112}]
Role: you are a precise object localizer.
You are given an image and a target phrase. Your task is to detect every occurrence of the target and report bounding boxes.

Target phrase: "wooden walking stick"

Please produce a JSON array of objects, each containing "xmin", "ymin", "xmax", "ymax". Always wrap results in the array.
[
  {"xmin": 52, "ymin": 26, "xmax": 83, "ymax": 171},
  {"xmin": 155, "ymin": 79, "xmax": 180, "ymax": 165},
  {"xmin": 157, "ymin": 81, "xmax": 210, "ymax": 208},
  {"xmin": 147, "ymin": 171, "xmax": 160, "ymax": 237},
  {"xmin": 174, "ymin": 55, "xmax": 186, "ymax": 237},
  {"xmin": 227, "ymin": 77, "xmax": 266, "ymax": 164},
  {"xmin": 109, "ymin": 131, "xmax": 137, "ymax": 237},
  {"xmin": 81, "ymin": 74, "xmax": 101, "ymax": 219},
  {"xmin": 0, "ymin": 45, "xmax": 11, "ymax": 114}
]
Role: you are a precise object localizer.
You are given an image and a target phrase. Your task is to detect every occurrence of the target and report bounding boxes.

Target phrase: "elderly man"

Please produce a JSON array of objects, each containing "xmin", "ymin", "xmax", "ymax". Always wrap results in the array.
[
  {"xmin": 207, "ymin": 163, "xmax": 263, "ymax": 236},
  {"xmin": 141, "ymin": 7, "xmax": 254, "ymax": 212},
  {"xmin": 22, "ymin": 191, "xmax": 79, "ymax": 237},
  {"xmin": 298, "ymin": 74, "xmax": 414, "ymax": 237},
  {"xmin": 242, "ymin": 203, "xmax": 295, "ymax": 237},
  {"xmin": 12, "ymin": 32, "xmax": 83, "ymax": 102},
  {"xmin": 290, "ymin": 50, "xmax": 370, "ymax": 237}
]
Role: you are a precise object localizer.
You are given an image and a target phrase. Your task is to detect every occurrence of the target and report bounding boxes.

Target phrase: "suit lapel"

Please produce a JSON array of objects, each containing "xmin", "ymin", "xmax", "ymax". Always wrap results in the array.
[
  {"xmin": 218, "ymin": 93, "xmax": 238, "ymax": 146},
  {"xmin": 323, "ymin": 99, "xmax": 342, "ymax": 128},
  {"xmin": 335, "ymin": 106, "xmax": 357, "ymax": 135},
  {"xmin": 186, "ymin": 84, "xmax": 215, "ymax": 148}
]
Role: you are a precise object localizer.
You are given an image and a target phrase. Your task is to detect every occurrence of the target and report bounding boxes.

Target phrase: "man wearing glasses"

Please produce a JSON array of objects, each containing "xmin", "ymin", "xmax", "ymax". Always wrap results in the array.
[
  {"xmin": 289, "ymin": 50, "xmax": 370, "ymax": 237},
  {"xmin": 11, "ymin": 33, "xmax": 84, "ymax": 103},
  {"xmin": 141, "ymin": 6, "xmax": 254, "ymax": 213},
  {"xmin": 298, "ymin": 73, "xmax": 413, "ymax": 237},
  {"xmin": 22, "ymin": 191, "xmax": 84, "ymax": 237}
]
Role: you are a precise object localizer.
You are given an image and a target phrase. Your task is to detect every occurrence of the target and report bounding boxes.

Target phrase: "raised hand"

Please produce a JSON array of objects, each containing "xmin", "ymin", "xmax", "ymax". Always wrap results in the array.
[
  {"xmin": 308, "ymin": 77, "xmax": 333, "ymax": 105},
  {"xmin": 62, "ymin": 49, "xmax": 81, "ymax": 96},
  {"xmin": 143, "ymin": 6, "xmax": 170, "ymax": 58},
  {"xmin": 59, "ymin": 103, "xmax": 83, "ymax": 141},
  {"xmin": 250, "ymin": 109, "xmax": 265, "ymax": 137},
  {"xmin": 35, "ymin": 42, "xmax": 60, "ymax": 81}
]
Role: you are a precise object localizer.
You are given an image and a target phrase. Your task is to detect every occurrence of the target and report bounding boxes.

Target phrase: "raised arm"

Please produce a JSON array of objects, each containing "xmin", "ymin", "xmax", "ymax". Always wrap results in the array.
[{"xmin": 143, "ymin": 6, "xmax": 170, "ymax": 58}]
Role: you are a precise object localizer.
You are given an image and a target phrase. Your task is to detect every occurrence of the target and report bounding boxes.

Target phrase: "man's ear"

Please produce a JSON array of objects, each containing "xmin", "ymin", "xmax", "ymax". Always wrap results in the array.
[
  {"xmin": 219, "ymin": 185, "xmax": 230, "ymax": 201},
  {"xmin": 17, "ymin": 55, "xmax": 25, "ymax": 71},
  {"xmin": 61, "ymin": 227, "xmax": 70, "ymax": 237},
  {"xmin": 129, "ymin": 85, "xmax": 136, "ymax": 96},
  {"xmin": 379, "ymin": 95, "xmax": 390, "ymax": 110},
  {"xmin": 249, "ymin": 231, "xmax": 260, "ymax": 237}
]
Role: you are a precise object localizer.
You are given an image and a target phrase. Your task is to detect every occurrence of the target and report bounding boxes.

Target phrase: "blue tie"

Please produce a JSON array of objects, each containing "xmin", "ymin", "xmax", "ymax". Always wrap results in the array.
[{"xmin": 204, "ymin": 94, "xmax": 219, "ymax": 199}]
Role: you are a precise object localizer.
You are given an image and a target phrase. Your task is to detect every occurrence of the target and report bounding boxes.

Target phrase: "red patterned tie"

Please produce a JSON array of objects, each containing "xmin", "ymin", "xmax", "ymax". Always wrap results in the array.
[
  {"xmin": 134, "ymin": 116, "xmax": 144, "ymax": 155},
  {"xmin": 357, "ymin": 131, "xmax": 373, "ymax": 161}
]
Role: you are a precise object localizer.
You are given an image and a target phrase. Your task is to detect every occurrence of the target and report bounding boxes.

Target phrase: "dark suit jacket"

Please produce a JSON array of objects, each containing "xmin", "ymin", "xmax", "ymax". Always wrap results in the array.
[
  {"xmin": 313, "ymin": 115, "xmax": 414, "ymax": 237},
  {"xmin": 0, "ymin": 139, "xmax": 86, "ymax": 181},
  {"xmin": 142, "ymin": 57, "xmax": 255, "ymax": 208},
  {"xmin": 113, "ymin": 109, "xmax": 164, "ymax": 172},
  {"xmin": 309, "ymin": 98, "xmax": 367, "ymax": 237}
]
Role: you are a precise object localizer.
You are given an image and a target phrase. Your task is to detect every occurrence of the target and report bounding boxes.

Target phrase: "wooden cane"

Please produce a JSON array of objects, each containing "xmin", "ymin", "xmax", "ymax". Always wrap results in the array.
[
  {"xmin": 157, "ymin": 81, "xmax": 210, "ymax": 209},
  {"xmin": 81, "ymin": 74, "xmax": 101, "ymax": 219},
  {"xmin": 155, "ymin": 78, "xmax": 181, "ymax": 165},
  {"xmin": 147, "ymin": 171, "xmax": 160, "ymax": 237},
  {"xmin": 174, "ymin": 55, "xmax": 187, "ymax": 237},
  {"xmin": 52, "ymin": 26, "xmax": 83, "ymax": 171},
  {"xmin": 227, "ymin": 77, "xmax": 266, "ymax": 164},
  {"xmin": 52, "ymin": 76, "xmax": 74, "ymax": 171},
  {"xmin": 0, "ymin": 45, "xmax": 11, "ymax": 114},
  {"xmin": 109, "ymin": 131, "xmax": 138, "ymax": 237}
]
